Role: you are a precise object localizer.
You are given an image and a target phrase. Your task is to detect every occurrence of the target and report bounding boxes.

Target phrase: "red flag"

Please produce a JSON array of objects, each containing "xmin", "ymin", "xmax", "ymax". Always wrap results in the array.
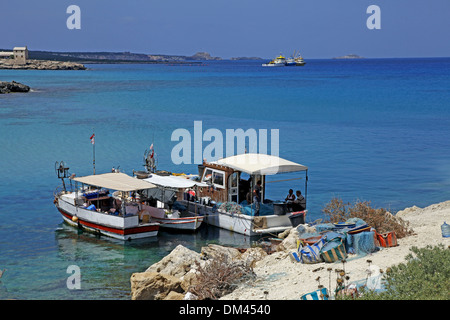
[{"xmin": 90, "ymin": 133, "xmax": 95, "ymax": 145}]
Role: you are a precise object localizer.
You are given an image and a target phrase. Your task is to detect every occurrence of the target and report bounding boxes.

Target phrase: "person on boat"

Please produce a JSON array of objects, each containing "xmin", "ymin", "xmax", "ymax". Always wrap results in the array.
[
  {"xmin": 285, "ymin": 189, "xmax": 296, "ymax": 211},
  {"xmin": 292, "ymin": 190, "xmax": 306, "ymax": 211},
  {"xmin": 285, "ymin": 189, "xmax": 295, "ymax": 202},
  {"xmin": 253, "ymin": 180, "xmax": 262, "ymax": 216}
]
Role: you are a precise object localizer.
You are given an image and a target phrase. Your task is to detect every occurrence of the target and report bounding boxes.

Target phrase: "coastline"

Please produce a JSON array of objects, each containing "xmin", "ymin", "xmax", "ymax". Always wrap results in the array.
[
  {"xmin": 220, "ymin": 200, "xmax": 450, "ymax": 300},
  {"xmin": 131, "ymin": 199, "xmax": 450, "ymax": 300},
  {"xmin": 0, "ymin": 59, "xmax": 86, "ymax": 70}
]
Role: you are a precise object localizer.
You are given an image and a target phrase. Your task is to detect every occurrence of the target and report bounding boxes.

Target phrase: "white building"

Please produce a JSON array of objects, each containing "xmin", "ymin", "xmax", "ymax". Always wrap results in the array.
[{"xmin": 13, "ymin": 47, "xmax": 28, "ymax": 64}]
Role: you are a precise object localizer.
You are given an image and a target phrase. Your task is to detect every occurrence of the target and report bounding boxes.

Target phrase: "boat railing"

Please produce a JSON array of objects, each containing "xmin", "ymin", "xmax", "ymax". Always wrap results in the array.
[{"xmin": 53, "ymin": 184, "xmax": 72, "ymax": 197}]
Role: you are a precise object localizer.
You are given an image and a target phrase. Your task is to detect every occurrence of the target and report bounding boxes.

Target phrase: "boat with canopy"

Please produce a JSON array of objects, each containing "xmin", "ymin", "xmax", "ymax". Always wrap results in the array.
[
  {"xmin": 54, "ymin": 169, "xmax": 160, "ymax": 240},
  {"xmin": 177, "ymin": 153, "xmax": 309, "ymax": 236}
]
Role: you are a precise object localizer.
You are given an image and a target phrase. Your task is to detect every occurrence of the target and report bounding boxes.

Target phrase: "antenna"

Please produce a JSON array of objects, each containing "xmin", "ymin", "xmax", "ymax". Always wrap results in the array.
[{"xmin": 55, "ymin": 161, "xmax": 70, "ymax": 191}]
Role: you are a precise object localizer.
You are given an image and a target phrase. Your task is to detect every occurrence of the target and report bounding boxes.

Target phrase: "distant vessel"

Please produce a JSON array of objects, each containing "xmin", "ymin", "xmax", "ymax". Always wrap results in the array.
[
  {"xmin": 262, "ymin": 54, "xmax": 287, "ymax": 67},
  {"xmin": 263, "ymin": 51, "xmax": 306, "ymax": 67},
  {"xmin": 288, "ymin": 50, "xmax": 306, "ymax": 66}
]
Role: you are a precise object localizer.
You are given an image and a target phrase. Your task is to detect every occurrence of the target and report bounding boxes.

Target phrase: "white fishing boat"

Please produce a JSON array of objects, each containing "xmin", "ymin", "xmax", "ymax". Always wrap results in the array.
[
  {"xmin": 295, "ymin": 56, "xmax": 305, "ymax": 66},
  {"xmin": 178, "ymin": 153, "xmax": 309, "ymax": 236},
  {"xmin": 285, "ymin": 58, "xmax": 296, "ymax": 66},
  {"xmin": 286, "ymin": 51, "xmax": 306, "ymax": 66},
  {"xmin": 293, "ymin": 50, "xmax": 306, "ymax": 66},
  {"xmin": 139, "ymin": 173, "xmax": 209, "ymax": 231},
  {"xmin": 129, "ymin": 145, "xmax": 207, "ymax": 232},
  {"xmin": 53, "ymin": 164, "xmax": 160, "ymax": 240}
]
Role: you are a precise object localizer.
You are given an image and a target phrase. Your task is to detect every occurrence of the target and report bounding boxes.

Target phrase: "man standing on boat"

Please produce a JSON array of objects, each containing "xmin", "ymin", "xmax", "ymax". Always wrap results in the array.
[{"xmin": 253, "ymin": 180, "xmax": 262, "ymax": 216}]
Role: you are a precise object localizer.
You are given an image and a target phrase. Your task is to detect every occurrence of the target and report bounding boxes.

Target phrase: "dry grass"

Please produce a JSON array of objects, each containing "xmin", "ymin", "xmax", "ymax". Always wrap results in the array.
[
  {"xmin": 322, "ymin": 198, "xmax": 414, "ymax": 238},
  {"xmin": 188, "ymin": 252, "xmax": 256, "ymax": 300}
]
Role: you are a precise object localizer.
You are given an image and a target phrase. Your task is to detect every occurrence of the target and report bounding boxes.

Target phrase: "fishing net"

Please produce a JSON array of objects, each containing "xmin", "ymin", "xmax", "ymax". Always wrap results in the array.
[
  {"xmin": 346, "ymin": 231, "xmax": 377, "ymax": 256},
  {"xmin": 314, "ymin": 223, "xmax": 335, "ymax": 233},
  {"xmin": 219, "ymin": 202, "xmax": 243, "ymax": 215}
]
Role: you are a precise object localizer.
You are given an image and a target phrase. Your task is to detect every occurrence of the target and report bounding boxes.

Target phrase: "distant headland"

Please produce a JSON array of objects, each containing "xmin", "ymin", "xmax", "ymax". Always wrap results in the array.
[
  {"xmin": 0, "ymin": 46, "xmax": 86, "ymax": 70},
  {"xmin": 0, "ymin": 47, "xmax": 267, "ymax": 66}
]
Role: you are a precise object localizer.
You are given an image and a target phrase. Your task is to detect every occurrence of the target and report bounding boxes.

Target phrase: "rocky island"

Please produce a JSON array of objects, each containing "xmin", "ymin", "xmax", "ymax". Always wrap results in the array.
[
  {"xmin": 0, "ymin": 59, "xmax": 86, "ymax": 70},
  {"xmin": 333, "ymin": 54, "xmax": 365, "ymax": 59},
  {"xmin": 0, "ymin": 81, "xmax": 30, "ymax": 94}
]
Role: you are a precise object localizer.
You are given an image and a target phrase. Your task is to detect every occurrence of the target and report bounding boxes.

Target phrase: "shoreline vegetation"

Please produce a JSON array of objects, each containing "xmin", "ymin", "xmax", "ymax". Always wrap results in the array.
[{"xmin": 130, "ymin": 199, "xmax": 450, "ymax": 300}]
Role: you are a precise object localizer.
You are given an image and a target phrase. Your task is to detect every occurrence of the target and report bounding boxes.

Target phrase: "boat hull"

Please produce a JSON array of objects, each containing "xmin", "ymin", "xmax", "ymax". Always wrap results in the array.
[
  {"xmin": 179, "ymin": 200, "xmax": 293, "ymax": 236},
  {"xmin": 150, "ymin": 216, "xmax": 204, "ymax": 231},
  {"xmin": 56, "ymin": 195, "xmax": 159, "ymax": 240}
]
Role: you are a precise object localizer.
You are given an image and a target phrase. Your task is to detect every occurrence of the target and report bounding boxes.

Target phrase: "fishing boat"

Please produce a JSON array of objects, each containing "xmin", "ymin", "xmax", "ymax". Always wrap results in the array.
[
  {"xmin": 53, "ymin": 162, "xmax": 160, "ymax": 240},
  {"xmin": 290, "ymin": 50, "xmax": 306, "ymax": 66},
  {"xmin": 295, "ymin": 56, "xmax": 306, "ymax": 66},
  {"xmin": 285, "ymin": 58, "xmax": 296, "ymax": 66},
  {"xmin": 139, "ymin": 173, "xmax": 209, "ymax": 231},
  {"xmin": 177, "ymin": 153, "xmax": 309, "ymax": 236},
  {"xmin": 129, "ymin": 146, "xmax": 207, "ymax": 232},
  {"xmin": 262, "ymin": 54, "xmax": 287, "ymax": 67}
]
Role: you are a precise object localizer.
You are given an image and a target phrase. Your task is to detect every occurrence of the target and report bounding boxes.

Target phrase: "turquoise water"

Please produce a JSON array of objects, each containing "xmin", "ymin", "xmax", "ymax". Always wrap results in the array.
[{"xmin": 1, "ymin": 58, "xmax": 450, "ymax": 299}]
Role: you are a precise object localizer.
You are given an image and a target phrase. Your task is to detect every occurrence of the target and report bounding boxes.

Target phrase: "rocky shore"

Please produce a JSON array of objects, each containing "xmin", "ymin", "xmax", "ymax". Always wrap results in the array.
[
  {"xmin": 0, "ymin": 59, "xmax": 86, "ymax": 70},
  {"xmin": 130, "ymin": 200, "xmax": 450, "ymax": 300},
  {"xmin": 0, "ymin": 81, "xmax": 30, "ymax": 94}
]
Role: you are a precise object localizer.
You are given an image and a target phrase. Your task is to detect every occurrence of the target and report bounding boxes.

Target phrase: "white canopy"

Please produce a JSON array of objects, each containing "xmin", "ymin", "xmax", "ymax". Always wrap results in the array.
[
  {"xmin": 214, "ymin": 153, "xmax": 308, "ymax": 175},
  {"xmin": 144, "ymin": 174, "xmax": 209, "ymax": 189},
  {"xmin": 72, "ymin": 172, "xmax": 156, "ymax": 192}
]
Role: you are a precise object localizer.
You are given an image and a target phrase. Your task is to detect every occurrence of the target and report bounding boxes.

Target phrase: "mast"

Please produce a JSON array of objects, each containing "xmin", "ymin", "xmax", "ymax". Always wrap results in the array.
[{"xmin": 90, "ymin": 130, "xmax": 96, "ymax": 175}]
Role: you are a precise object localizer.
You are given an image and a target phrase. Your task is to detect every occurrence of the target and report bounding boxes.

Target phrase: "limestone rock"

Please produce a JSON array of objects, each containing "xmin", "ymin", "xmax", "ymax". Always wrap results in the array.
[
  {"xmin": 277, "ymin": 227, "xmax": 300, "ymax": 251},
  {"xmin": 201, "ymin": 244, "xmax": 242, "ymax": 261},
  {"xmin": 0, "ymin": 59, "xmax": 86, "ymax": 70},
  {"xmin": 146, "ymin": 244, "xmax": 201, "ymax": 278},
  {"xmin": 240, "ymin": 247, "xmax": 268, "ymax": 268},
  {"xmin": 130, "ymin": 271, "xmax": 183, "ymax": 300},
  {"xmin": 164, "ymin": 291, "xmax": 185, "ymax": 300}
]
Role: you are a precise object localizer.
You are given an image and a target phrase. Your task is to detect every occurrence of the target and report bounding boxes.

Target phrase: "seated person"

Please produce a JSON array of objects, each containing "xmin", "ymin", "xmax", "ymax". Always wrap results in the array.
[
  {"xmin": 285, "ymin": 189, "xmax": 296, "ymax": 211},
  {"xmin": 292, "ymin": 190, "xmax": 306, "ymax": 211},
  {"xmin": 285, "ymin": 189, "xmax": 295, "ymax": 202}
]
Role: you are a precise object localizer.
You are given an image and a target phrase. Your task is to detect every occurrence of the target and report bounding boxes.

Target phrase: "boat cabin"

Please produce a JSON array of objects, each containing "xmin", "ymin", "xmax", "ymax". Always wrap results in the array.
[{"xmin": 195, "ymin": 153, "xmax": 308, "ymax": 212}]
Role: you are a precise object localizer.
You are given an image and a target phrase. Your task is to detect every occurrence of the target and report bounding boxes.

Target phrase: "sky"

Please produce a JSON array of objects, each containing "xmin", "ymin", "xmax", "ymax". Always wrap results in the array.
[{"xmin": 1, "ymin": 0, "xmax": 449, "ymax": 59}]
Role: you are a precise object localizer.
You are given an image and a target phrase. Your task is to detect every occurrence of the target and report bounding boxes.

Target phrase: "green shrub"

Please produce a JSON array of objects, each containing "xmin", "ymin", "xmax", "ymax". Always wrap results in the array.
[{"xmin": 355, "ymin": 245, "xmax": 450, "ymax": 300}]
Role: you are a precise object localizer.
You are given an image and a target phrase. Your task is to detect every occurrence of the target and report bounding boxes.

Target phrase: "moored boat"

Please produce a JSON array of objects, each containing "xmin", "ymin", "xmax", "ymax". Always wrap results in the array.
[
  {"xmin": 139, "ymin": 173, "xmax": 208, "ymax": 231},
  {"xmin": 178, "ymin": 153, "xmax": 309, "ymax": 236},
  {"xmin": 54, "ymin": 165, "xmax": 160, "ymax": 240}
]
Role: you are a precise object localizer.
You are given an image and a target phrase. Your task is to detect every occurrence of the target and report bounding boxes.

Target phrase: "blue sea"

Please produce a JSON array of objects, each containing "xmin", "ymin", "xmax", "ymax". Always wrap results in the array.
[{"xmin": 1, "ymin": 58, "xmax": 450, "ymax": 299}]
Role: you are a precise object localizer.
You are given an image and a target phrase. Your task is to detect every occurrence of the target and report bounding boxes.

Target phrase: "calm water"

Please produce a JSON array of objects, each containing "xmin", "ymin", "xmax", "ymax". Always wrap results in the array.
[{"xmin": 1, "ymin": 58, "xmax": 450, "ymax": 299}]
